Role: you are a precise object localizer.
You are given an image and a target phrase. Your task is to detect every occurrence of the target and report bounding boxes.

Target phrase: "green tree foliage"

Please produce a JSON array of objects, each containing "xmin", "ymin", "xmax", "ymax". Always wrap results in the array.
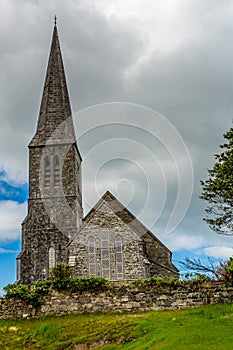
[{"xmin": 200, "ymin": 127, "xmax": 233, "ymax": 234}]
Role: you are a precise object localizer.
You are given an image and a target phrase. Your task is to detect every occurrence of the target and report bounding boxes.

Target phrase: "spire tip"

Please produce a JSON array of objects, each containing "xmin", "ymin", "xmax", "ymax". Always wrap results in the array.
[{"xmin": 54, "ymin": 15, "xmax": 57, "ymax": 26}]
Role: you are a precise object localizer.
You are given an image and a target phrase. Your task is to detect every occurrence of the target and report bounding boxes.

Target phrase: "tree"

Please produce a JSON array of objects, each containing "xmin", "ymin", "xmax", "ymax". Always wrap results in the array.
[
  {"xmin": 179, "ymin": 256, "xmax": 233, "ymax": 284},
  {"xmin": 200, "ymin": 127, "xmax": 233, "ymax": 235},
  {"xmin": 179, "ymin": 257, "xmax": 221, "ymax": 279}
]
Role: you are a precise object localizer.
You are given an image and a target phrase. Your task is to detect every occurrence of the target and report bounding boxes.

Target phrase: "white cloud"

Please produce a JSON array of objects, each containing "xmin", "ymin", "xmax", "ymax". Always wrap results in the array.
[
  {"xmin": 204, "ymin": 246, "xmax": 233, "ymax": 260},
  {"xmin": 162, "ymin": 232, "xmax": 205, "ymax": 252},
  {"xmin": 0, "ymin": 248, "xmax": 18, "ymax": 254},
  {"xmin": 0, "ymin": 201, "xmax": 27, "ymax": 241}
]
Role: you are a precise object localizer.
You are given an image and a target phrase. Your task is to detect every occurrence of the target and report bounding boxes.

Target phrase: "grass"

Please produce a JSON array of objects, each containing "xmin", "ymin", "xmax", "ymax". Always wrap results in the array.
[{"xmin": 0, "ymin": 304, "xmax": 233, "ymax": 349}]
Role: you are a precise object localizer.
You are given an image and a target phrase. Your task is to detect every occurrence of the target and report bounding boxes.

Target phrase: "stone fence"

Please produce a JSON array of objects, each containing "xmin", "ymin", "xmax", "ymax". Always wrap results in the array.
[{"xmin": 0, "ymin": 281, "xmax": 233, "ymax": 319}]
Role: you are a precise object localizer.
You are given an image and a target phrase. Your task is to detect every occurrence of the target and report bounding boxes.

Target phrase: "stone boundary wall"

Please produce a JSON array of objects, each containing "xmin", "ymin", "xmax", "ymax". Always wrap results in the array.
[{"xmin": 0, "ymin": 281, "xmax": 233, "ymax": 319}]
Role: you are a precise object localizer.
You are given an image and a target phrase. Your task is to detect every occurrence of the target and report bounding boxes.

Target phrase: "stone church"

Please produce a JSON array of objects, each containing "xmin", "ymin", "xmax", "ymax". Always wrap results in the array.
[{"xmin": 17, "ymin": 23, "xmax": 179, "ymax": 285}]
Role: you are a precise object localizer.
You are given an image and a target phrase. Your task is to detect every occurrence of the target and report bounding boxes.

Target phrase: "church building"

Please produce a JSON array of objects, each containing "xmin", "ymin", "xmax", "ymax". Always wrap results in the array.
[{"xmin": 17, "ymin": 23, "xmax": 179, "ymax": 285}]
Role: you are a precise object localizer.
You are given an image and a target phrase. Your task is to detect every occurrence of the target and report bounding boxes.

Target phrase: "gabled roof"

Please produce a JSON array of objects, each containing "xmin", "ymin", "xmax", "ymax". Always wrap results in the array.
[
  {"xmin": 69, "ymin": 190, "xmax": 171, "ymax": 253},
  {"xmin": 29, "ymin": 23, "xmax": 76, "ymax": 147}
]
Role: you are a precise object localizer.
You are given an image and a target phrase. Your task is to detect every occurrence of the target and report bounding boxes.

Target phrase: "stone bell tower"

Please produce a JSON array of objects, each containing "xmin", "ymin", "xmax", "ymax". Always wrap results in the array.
[{"xmin": 17, "ymin": 22, "xmax": 82, "ymax": 285}]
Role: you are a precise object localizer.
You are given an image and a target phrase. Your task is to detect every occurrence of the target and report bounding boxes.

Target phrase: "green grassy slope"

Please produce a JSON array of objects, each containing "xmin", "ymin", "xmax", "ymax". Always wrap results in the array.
[{"xmin": 0, "ymin": 304, "xmax": 233, "ymax": 349}]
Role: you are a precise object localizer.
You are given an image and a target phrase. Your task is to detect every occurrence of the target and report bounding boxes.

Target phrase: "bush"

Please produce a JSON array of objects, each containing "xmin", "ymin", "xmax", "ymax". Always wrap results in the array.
[
  {"xmin": 130, "ymin": 276, "xmax": 181, "ymax": 288},
  {"xmin": 226, "ymin": 257, "xmax": 233, "ymax": 281},
  {"xmin": 48, "ymin": 263, "xmax": 74, "ymax": 280},
  {"xmin": 33, "ymin": 280, "xmax": 52, "ymax": 295},
  {"xmin": 3, "ymin": 284, "xmax": 44, "ymax": 307},
  {"xmin": 3, "ymin": 276, "xmax": 108, "ymax": 306},
  {"xmin": 217, "ymin": 257, "xmax": 233, "ymax": 285},
  {"xmin": 182, "ymin": 273, "xmax": 212, "ymax": 283},
  {"xmin": 51, "ymin": 277, "xmax": 108, "ymax": 293}
]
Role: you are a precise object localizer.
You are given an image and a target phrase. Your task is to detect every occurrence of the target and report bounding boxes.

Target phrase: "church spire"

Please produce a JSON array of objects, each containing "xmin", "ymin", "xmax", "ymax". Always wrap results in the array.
[{"xmin": 30, "ymin": 22, "xmax": 76, "ymax": 147}]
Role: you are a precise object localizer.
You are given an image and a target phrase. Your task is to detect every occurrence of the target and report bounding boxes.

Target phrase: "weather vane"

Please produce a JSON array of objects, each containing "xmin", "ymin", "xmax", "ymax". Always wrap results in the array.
[{"xmin": 54, "ymin": 15, "xmax": 57, "ymax": 26}]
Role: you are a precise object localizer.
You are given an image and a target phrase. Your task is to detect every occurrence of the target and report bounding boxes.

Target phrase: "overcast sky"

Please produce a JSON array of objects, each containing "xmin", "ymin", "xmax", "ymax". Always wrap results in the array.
[{"xmin": 1, "ymin": 0, "xmax": 233, "ymax": 288}]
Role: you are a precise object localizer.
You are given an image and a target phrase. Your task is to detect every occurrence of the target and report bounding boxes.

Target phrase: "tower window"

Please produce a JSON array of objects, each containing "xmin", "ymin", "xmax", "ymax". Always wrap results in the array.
[
  {"xmin": 44, "ymin": 156, "xmax": 51, "ymax": 188},
  {"xmin": 53, "ymin": 156, "xmax": 60, "ymax": 187},
  {"xmin": 17, "ymin": 259, "xmax": 21, "ymax": 282}
]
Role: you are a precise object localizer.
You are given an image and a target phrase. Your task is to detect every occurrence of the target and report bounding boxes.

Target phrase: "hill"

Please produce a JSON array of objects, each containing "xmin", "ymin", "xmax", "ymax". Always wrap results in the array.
[{"xmin": 0, "ymin": 304, "xmax": 233, "ymax": 349}]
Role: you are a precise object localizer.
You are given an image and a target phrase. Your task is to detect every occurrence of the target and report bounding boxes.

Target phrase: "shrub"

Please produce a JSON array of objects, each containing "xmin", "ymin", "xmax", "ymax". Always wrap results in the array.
[
  {"xmin": 130, "ymin": 276, "xmax": 181, "ymax": 288},
  {"xmin": 48, "ymin": 263, "xmax": 74, "ymax": 280},
  {"xmin": 51, "ymin": 277, "xmax": 108, "ymax": 293},
  {"xmin": 226, "ymin": 257, "xmax": 233, "ymax": 282},
  {"xmin": 217, "ymin": 257, "xmax": 233, "ymax": 285},
  {"xmin": 182, "ymin": 273, "xmax": 211, "ymax": 283},
  {"xmin": 3, "ymin": 284, "xmax": 43, "ymax": 307},
  {"xmin": 33, "ymin": 280, "xmax": 52, "ymax": 295}
]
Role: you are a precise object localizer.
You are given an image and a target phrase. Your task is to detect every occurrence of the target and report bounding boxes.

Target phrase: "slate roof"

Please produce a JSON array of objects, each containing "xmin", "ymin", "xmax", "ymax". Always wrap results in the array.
[{"xmin": 30, "ymin": 23, "xmax": 76, "ymax": 147}]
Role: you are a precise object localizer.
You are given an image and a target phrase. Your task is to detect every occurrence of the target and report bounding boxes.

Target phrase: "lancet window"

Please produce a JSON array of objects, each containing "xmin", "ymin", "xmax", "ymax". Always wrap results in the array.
[
  {"xmin": 88, "ymin": 236, "xmax": 96, "ymax": 276},
  {"xmin": 53, "ymin": 155, "xmax": 60, "ymax": 187},
  {"xmin": 115, "ymin": 235, "xmax": 124, "ymax": 280},
  {"xmin": 44, "ymin": 156, "xmax": 51, "ymax": 188},
  {"xmin": 101, "ymin": 231, "xmax": 110, "ymax": 279},
  {"xmin": 48, "ymin": 247, "xmax": 56, "ymax": 269}
]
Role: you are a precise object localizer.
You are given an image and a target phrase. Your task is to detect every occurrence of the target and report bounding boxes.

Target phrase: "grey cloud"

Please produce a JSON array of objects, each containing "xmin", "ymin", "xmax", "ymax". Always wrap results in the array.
[{"xmin": 1, "ymin": 0, "xmax": 233, "ymax": 252}]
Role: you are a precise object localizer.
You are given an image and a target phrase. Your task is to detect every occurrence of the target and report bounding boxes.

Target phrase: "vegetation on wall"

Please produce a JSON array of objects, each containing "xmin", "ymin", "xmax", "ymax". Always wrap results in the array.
[{"xmin": 2, "ymin": 258, "xmax": 233, "ymax": 308}]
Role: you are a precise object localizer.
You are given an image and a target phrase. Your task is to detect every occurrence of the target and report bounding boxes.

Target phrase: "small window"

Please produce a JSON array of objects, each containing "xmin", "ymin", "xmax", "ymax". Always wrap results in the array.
[
  {"xmin": 44, "ymin": 157, "xmax": 50, "ymax": 188},
  {"xmin": 50, "ymin": 208, "xmax": 54, "ymax": 222},
  {"xmin": 49, "ymin": 247, "xmax": 56, "ymax": 269},
  {"xmin": 53, "ymin": 156, "xmax": 60, "ymax": 187},
  {"xmin": 17, "ymin": 259, "xmax": 21, "ymax": 282}
]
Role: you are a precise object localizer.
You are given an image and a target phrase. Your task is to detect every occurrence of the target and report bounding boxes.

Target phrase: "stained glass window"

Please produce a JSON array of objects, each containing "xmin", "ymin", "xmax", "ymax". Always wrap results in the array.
[
  {"xmin": 115, "ymin": 235, "xmax": 124, "ymax": 280},
  {"xmin": 101, "ymin": 230, "xmax": 110, "ymax": 279},
  {"xmin": 88, "ymin": 236, "xmax": 96, "ymax": 276}
]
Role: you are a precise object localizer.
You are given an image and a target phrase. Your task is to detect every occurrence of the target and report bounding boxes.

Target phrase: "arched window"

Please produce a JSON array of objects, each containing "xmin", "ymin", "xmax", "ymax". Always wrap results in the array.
[
  {"xmin": 115, "ymin": 235, "xmax": 124, "ymax": 280},
  {"xmin": 48, "ymin": 247, "xmax": 56, "ymax": 269},
  {"xmin": 88, "ymin": 236, "xmax": 96, "ymax": 276},
  {"xmin": 53, "ymin": 156, "xmax": 60, "ymax": 187},
  {"xmin": 101, "ymin": 231, "xmax": 110, "ymax": 279},
  {"xmin": 44, "ymin": 156, "xmax": 50, "ymax": 188}
]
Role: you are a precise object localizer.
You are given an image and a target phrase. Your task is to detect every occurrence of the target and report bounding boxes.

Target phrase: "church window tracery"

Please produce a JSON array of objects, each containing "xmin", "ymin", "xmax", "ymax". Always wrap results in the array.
[
  {"xmin": 115, "ymin": 235, "xmax": 124, "ymax": 279},
  {"xmin": 88, "ymin": 236, "xmax": 96, "ymax": 276},
  {"xmin": 101, "ymin": 231, "xmax": 110, "ymax": 279}
]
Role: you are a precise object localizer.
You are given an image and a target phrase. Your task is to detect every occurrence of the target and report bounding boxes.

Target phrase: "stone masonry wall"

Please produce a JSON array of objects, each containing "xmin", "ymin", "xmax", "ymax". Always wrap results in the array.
[
  {"xmin": 69, "ymin": 201, "xmax": 178, "ymax": 281},
  {"xmin": 70, "ymin": 203, "xmax": 148, "ymax": 281},
  {"xmin": 0, "ymin": 281, "xmax": 233, "ymax": 319}
]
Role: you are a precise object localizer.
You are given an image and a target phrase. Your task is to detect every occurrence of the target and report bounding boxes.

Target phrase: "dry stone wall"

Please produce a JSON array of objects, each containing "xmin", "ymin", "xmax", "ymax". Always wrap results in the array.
[{"xmin": 0, "ymin": 281, "xmax": 233, "ymax": 319}]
